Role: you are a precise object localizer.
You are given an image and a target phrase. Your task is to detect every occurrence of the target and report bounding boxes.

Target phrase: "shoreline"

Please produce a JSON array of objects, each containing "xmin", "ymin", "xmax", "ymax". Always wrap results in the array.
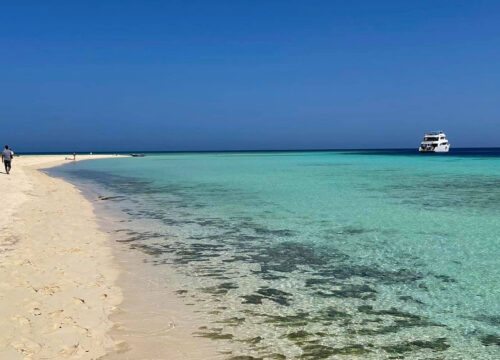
[
  {"xmin": 80, "ymin": 179, "xmax": 222, "ymax": 360},
  {"xmin": 97, "ymin": 212, "xmax": 222, "ymax": 360},
  {"xmin": 56, "ymin": 157, "xmax": 299, "ymax": 360},
  {"xmin": 0, "ymin": 155, "xmax": 124, "ymax": 359},
  {"xmin": 0, "ymin": 155, "xmax": 220, "ymax": 360}
]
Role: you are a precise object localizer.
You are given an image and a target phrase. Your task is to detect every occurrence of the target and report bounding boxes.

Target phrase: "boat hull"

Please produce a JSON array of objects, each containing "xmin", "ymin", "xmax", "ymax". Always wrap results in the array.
[{"xmin": 419, "ymin": 146, "xmax": 450, "ymax": 153}]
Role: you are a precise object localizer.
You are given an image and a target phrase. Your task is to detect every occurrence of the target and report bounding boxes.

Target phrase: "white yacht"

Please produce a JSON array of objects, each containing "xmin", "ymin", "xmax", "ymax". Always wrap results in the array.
[{"xmin": 419, "ymin": 131, "xmax": 450, "ymax": 153}]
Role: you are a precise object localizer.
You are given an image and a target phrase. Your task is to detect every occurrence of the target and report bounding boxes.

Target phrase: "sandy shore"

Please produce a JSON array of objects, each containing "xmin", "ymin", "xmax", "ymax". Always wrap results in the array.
[
  {"xmin": 0, "ymin": 155, "xmax": 222, "ymax": 360},
  {"xmin": 0, "ymin": 155, "xmax": 124, "ymax": 359}
]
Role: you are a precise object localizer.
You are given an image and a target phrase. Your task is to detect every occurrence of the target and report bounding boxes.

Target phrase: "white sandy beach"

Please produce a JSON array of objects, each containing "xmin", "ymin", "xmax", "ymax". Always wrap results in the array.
[
  {"xmin": 0, "ymin": 155, "xmax": 124, "ymax": 359},
  {"xmin": 0, "ymin": 155, "xmax": 222, "ymax": 360}
]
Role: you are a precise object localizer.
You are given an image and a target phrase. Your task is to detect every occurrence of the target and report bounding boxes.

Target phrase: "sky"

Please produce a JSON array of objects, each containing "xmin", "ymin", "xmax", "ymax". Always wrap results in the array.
[{"xmin": 1, "ymin": 0, "xmax": 499, "ymax": 152}]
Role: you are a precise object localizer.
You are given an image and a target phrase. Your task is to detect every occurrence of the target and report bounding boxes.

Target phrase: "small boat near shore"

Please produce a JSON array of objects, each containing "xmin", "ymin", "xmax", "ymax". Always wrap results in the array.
[
  {"xmin": 419, "ymin": 131, "xmax": 450, "ymax": 153},
  {"xmin": 130, "ymin": 153, "xmax": 146, "ymax": 157}
]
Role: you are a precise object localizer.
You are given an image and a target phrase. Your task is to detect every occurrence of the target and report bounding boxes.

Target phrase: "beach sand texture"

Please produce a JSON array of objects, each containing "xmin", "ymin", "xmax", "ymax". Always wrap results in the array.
[
  {"xmin": 0, "ymin": 155, "xmax": 222, "ymax": 360},
  {"xmin": 0, "ymin": 155, "xmax": 123, "ymax": 359}
]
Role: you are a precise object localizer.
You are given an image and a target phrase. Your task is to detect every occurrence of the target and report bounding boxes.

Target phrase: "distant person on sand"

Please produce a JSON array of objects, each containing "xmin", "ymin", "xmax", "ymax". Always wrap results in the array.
[
  {"xmin": 73, "ymin": 152, "xmax": 76, "ymax": 160},
  {"xmin": 2, "ymin": 145, "xmax": 14, "ymax": 174}
]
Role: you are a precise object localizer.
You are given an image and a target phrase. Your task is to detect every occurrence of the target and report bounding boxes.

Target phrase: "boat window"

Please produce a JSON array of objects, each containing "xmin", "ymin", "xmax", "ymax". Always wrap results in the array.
[{"xmin": 424, "ymin": 137, "xmax": 439, "ymax": 141}]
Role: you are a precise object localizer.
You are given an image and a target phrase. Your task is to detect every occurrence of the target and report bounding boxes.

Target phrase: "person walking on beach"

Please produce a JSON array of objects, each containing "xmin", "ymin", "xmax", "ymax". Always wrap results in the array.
[
  {"xmin": 73, "ymin": 152, "xmax": 76, "ymax": 160},
  {"xmin": 2, "ymin": 145, "xmax": 14, "ymax": 174}
]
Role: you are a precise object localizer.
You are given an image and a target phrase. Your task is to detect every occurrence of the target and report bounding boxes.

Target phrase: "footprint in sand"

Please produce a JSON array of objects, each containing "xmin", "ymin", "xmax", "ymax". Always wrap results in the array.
[
  {"xmin": 71, "ymin": 297, "xmax": 90, "ymax": 310},
  {"xmin": 48, "ymin": 309, "xmax": 64, "ymax": 318},
  {"xmin": 30, "ymin": 308, "xmax": 42, "ymax": 316},
  {"xmin": 11, "ymin": 315, "xmax": 31, "ymax": 327},
  {"xmin": 62, "ymin": 316, "xmax": 77, "ymax": 326},
  {"xmin": 59, "ymin": 343, "xmax": 79, "ymax": 356},
  {"xmin": 112, "ymin": 323, "xmax": 126, "ymax": 331},
  {"xmin": 14, "ymin": 258, "xmax": 33, "ymax": 266},
  {"xmin": 114, "ymin": 341, "xmax": 132, "ymax": 353},
  {"xmin": 11, "ymin": 338, "xmax": 41, "ymax": 356},
  {"xmin": 40, "ymin": 285, "xmax": 61, "ymax": 296}
]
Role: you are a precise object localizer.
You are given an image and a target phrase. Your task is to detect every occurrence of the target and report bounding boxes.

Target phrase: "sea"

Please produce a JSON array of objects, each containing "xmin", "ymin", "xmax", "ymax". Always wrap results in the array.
[{"xmin": 47, "ymin": 149, "xmax": 500, "ymax": 359}]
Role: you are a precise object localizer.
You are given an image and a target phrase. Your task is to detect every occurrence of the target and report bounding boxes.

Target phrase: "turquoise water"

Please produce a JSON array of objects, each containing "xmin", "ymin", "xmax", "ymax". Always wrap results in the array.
[{"xmin": 50, "ymin": 151, "xmax": 500, "ymax": 359}]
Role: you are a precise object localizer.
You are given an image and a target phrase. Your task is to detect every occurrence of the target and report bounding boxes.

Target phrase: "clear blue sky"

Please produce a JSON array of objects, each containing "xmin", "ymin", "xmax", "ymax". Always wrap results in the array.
[{"xmin": 1, "ymin": 1, "xmax": 499, "ymax": 152}]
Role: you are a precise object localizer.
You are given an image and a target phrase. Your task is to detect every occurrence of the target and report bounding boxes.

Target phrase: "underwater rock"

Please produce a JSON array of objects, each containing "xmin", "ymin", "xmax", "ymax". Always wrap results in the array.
[
  {"xmin": 316, "ymin": 284, "xmax": 377, "ymax": 300},
  {"xmin": 263, "ymin": 312, "xmax": 310, "ymax": 327},
  {"xmin": 300, "ymin": 344, "xmax": 370, "ymax": 359},
  {"xmin": 241, "ymin": 294, "xmax": 266, "ymax": 305},
  {"xmin": 241, "ymin": 287, "xmax": 292, "ymax": 306},
  {"xmin": 216, "ymin": 317, "xmax": 245, "ymax": 326},
  {"xmin": 382, "ymin": 338, "xmax": 450, "ymax": 354},
  {"xmin": 319, "ymin": 307, "xmax": 352, "ymax": 321},
  {"xmin": 480, "ymin": 334, "xmax": 500, "ymax": 346},
  {"xmin": 237, "ymin": 336, "xmax": 263, "ymax": 344},
  {"xmin": 282, "ymin": 330, "xmax": 313, "ymax": 341},
  {"xmin": 193, "ymin": 330, "xmax": 233, "ymax": 340}
]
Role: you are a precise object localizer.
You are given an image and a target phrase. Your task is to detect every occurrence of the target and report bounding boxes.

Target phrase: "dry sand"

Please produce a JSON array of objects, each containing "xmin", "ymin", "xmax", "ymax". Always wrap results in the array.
[
  {"xmin": 0, "ymin": 155, "xmax": 222, "ymax": 360},
  {"xmin": 0, "ymin": 155, "xmax": 124, "ymax": 359}
]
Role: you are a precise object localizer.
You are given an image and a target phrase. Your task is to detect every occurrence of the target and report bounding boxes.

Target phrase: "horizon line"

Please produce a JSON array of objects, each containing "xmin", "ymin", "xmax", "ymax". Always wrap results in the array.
[{"xmin": 18, "ymin": 146, "xmax": 500, "ymax": 155}]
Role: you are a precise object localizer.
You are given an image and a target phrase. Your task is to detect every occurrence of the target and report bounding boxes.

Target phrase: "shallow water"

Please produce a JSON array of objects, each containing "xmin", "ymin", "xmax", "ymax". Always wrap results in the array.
[{"xmin": 49, "ymin": 150, "xmax": 500, "ymax": 359}]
